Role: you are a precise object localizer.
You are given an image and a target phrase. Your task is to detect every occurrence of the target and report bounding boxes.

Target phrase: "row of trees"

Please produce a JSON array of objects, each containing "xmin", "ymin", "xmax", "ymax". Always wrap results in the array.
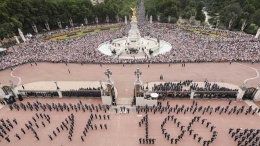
[
  {"xmin": 145, "ymin": 0, "xmax": 260, "ymax": 34},
  {"xmin": 205, "ymin": 0, "xmax": 260, "ymax": 34},
  {"xmin": 145, "ymin": 0, "xmax": 205, "ymax": 24},
  {"xmin": 0, "ymin": 0, "xmax": 138, "ymax": 39}
]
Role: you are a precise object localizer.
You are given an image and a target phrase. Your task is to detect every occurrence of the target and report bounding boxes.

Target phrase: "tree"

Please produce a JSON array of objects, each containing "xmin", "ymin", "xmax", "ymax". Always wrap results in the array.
[
  {"xmin": 195, "ymin": 1, "xmax": 205, "ymax": 22},
  {"xmin": 253, "ymin": 9, "xmax": 260, "ymax": 27},
  {"xmin": 220, "ymin": 3, "xmax": 243, "ymax": 29}
]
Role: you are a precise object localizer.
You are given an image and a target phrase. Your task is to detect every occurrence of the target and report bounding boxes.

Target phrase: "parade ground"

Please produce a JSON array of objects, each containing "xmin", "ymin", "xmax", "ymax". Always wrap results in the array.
[
  {"xmin": 0, "ymin": 62, "xmax": 260, "ymax": 145},
  {"xmin": 0, "ymin": 98, "xmax": 260, "ymax": 146}
]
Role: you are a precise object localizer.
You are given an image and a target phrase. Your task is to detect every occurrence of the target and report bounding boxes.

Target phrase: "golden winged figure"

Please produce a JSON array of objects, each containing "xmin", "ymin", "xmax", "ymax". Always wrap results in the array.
[{"xmin": 130, "ymin": 7, "xmax": 137, "ymax": 20}]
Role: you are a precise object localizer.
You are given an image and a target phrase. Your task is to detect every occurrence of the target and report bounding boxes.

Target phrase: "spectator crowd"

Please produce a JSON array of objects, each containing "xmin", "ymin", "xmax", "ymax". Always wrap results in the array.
[{"xmin": 1, "ymin": 22, "xmax": 259, "ymax": 70}]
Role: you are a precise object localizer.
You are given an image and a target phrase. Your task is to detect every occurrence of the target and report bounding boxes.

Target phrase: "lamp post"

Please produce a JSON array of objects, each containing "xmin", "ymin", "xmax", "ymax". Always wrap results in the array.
[
  {"xmin": 146, "ymin": 80, "xmax": 148, "ymax": 90},
  {"xmin": 54, "ymin": 81, "xmax": 60, "ymax": 90}
]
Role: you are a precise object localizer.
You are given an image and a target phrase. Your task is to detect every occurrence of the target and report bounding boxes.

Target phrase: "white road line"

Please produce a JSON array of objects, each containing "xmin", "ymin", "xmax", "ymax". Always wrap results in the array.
[
  {"xmin": 235, "ymin": 63, "xmax": 259, "ymax": 84},
  {"xmin": 10, "ymin": 66, "xmax": 22, "ymax": 85},
  {"xmin": 0, "ymin": 104, "xmax": 5, "ymax": 110}
]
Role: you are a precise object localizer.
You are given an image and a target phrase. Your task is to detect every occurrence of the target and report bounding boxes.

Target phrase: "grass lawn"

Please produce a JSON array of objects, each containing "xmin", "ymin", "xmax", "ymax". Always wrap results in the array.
[
  {"xmin": 189, "ymin": 29, "xmax": 229, "ymax": 38},
  {"xmin": 47, "ymin": 27, "xmax": 121, "ymax": 41}
]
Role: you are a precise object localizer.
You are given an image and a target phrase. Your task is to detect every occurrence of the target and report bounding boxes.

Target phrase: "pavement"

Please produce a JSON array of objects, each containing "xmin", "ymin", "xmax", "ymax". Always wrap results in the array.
[{"xmin": 0, "ymin": 98, "xmax": 260, "ymax": 146}]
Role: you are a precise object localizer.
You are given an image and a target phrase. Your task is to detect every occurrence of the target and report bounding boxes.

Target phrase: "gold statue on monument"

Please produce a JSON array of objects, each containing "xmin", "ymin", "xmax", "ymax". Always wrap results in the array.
[{"xmin": 131, "ymin": 7, "xmax": 137, "ymax": 20}]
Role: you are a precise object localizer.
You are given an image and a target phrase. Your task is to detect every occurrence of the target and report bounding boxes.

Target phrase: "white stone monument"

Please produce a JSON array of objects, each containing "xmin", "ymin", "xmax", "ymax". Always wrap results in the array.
[
  {"xmin": 134, "ymin": 68, "xmax": 142, "ymax": 86},
  {"xmin": 127, "ymin": 7, "xmax": 141, "ymax": 45},
  {"xmin": 253, "ymin": 84, "xmax": 260, "ymax": 101},
  {"xmin": 14, "ymin": 36, "xmax": 20, "ymax": 44},
  {"xmin": 18, "ymin": 28, "xmax": 26, "ymax": 42},
  {"xmin": 255, "ymin": 28, "xmax": 260, "ymax": 39},
  {"xmin": 54, "ymin": 82, "xmax": 62, "ymax": 98},
  {"xmin": 101, "ymin": 68, "xmax": 114, "ymax": 105},
  {"xmin": 125, "ymin": 16, "xmax": 127, "ymax": 24}
]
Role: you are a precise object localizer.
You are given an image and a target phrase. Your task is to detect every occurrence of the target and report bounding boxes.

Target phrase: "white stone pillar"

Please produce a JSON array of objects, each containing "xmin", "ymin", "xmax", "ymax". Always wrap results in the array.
[
  {"xmin": 255, "ymin": 28, "xmax": 260, "ymax": 39},
  {"xmin": 0, "ymin": 83, "xmax": 5, "ymax": 98},
  {"xmin": 18, "ymin": 28, "xmax": 26, "ymax": 42},
  {"xmin": 237, "ymin": 88, "xmax": 246, "ymax": 101},
  {"xmin": 57, "ymin": 89, "xmax": 62, "ymax": 98},
  {"xmin": 14, "ymin": 36, "xmax": 20, "ymax": 44},
  {"xmin": 11, "ymin": 88, "xmax": 19, "ymax": 98},
  {"xmin": 125, "ymin": 16, "xmax": 127, "ymax": 25},
  {"xmin": 150, "ymin": 16, "xmax": 152, "ymax": 24},
  {"xmin": 190, "ymin": 90, "xmax": 195, "ymax": 100},
  {"xmin": 253, "ymin": 85, "xmax": 260, "ymax": 101}
]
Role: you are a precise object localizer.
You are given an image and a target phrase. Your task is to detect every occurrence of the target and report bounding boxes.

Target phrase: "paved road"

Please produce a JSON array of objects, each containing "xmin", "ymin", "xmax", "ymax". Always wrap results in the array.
[{"xmin": 0, "ymin": 62, "xmax": 259, "ymax": 98}]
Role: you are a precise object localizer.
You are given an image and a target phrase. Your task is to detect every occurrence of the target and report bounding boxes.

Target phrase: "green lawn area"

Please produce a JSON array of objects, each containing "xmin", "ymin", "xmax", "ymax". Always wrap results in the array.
[
  {"xmin": 189, "ymin": 29, "xmax": 229, "ymax": 38},
  {"xmin": 46, "ymin": 27, "xmax": 121, "ymax": 41}
]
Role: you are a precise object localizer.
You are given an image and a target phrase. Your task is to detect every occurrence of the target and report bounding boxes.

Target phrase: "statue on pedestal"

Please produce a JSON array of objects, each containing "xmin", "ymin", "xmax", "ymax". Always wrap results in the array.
[
  {"xmin": 131, "ymin": 7, "xmax": 137, "ymax": 20},
  {"xmin": 9, "ymin": 80, "xmax": 15, "ymax": 89},
  {"xmin": 104, "ymin": 68, "xmax": 114, "ymax": 96},
  {"xmin": 134, "ymin": 68, "xmax": 143, "ymax": 97}
]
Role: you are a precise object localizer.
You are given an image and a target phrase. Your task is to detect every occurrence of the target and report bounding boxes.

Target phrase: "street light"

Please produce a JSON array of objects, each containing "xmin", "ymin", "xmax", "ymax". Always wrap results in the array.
[{"xmin": 54, "ymin": 81, "xmax": 60, "ymax": 90}]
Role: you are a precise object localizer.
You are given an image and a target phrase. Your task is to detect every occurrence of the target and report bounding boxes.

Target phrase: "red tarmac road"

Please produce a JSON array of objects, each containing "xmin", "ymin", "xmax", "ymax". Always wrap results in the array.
[{"xmin": 0, "ymin": 62, "xmax": 259, "ymax": 98}]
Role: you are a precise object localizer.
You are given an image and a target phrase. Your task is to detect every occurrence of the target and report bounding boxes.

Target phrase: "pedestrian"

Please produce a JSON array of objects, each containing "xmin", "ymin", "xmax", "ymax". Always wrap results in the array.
[
  {"xmin": 49, "ymin": 135, "xmax": 53, "ymax": 140},
  {"xmin": 5, "ymin": 136, "xmax": 10, "ymax": 142},
  {"xmin": 21, "ymin": 128, "xmax": 25, "ymax": 134},
  {"xmin": 53, "ymin": 131, "xmax": 57, "ymax": 136},
  {"xmin": 42, "ymin": 121, "xmax": 45, "ymax": 127},
  {"xmin": 15, "ymin": 134, "xmax": 21, "ymax": 140}
]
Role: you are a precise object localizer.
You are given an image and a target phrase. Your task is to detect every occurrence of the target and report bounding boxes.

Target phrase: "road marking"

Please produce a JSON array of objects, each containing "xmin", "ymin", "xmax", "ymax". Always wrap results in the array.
[
  {"xmin": 10, "ymin": 66, "xmax": 22, "ymax": 85},
  {"xmin": 0, "ymin": 104, "xmax": 5, "ymax": 110},
  {"xmin": 235, "ymin": 63, "xmax": 259, "ymax": 84}
]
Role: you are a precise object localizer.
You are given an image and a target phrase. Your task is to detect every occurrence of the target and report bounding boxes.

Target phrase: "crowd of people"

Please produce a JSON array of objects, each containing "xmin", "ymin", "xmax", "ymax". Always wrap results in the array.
[
  {"xmin": 1, "ymin": 100, "xmax": 111, "ymax": 143},
  {"xmin": 136, "ymin": 100, "xmax": 260, "ymax": 145},
  {"xmin": 1, "ymin": 20, "xmax": 259, "ymax": 70},
  {"xmin": 229, "ymin": 128, "xmax": 260, "ymax": 146},
  {"xmin": 25, "ymin": 92, "xmax": 59, "ymax": 98},
  {"xmin": 1, "ymin": 97, "xmax": 260, "ymax": 144},
  {"xmin": 61, "ymin": 90, "xmax": 101, "ymax": 98},
  {"xmin": 152, "ymin": 80, "xmax": 238, "ymax": 99}
]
